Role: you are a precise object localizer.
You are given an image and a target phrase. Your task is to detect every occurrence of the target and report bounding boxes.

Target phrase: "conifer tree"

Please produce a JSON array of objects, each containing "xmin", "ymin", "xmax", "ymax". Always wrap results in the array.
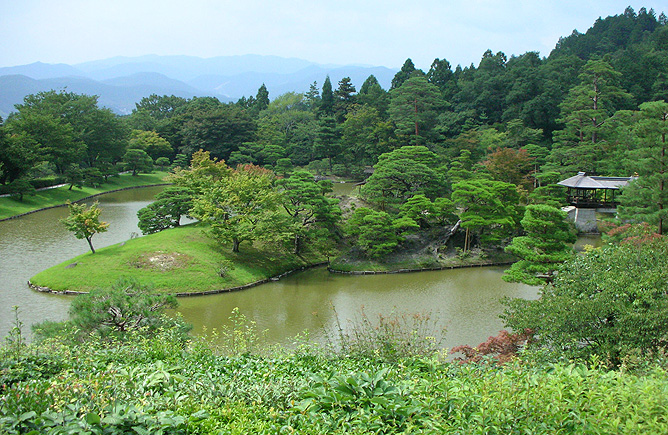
[
  {"xmin": 503, "ymin": 204, "xmax": 576, "ymax": 285},
  {"xmin": 319, "ymin": 76, "xmax": 334, "ymax": 117},
  {"xmin": 618, "ymin": 101, "xmax": 668, "ymax": 234}
]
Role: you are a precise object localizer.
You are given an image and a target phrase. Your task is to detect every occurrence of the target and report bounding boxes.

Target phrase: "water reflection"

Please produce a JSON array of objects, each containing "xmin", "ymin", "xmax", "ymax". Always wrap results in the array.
[
  {"xmin": 0, "ymin": 186, "xmax": 165, "ymax": 336},
  {"xmin": 2, "ymin": 184, "xmax": 540, "ymax": 350},
  {"xmin": 176, "ymin": 266, "xmax": 539, "ymax": 350}
]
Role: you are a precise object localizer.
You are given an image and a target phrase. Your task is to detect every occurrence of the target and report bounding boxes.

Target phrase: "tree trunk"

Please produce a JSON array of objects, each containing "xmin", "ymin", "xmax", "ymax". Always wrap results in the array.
[
  {"xmin": 293, "ymin": 235, "xmax": 301, "ymax": 255},
  {"xmin": 232, "ymin": 238, "xmax": 240, "ymax": 253},
  {"xmin": 87, "ymin": 237, "xmax": 96, "ymax": 254}
]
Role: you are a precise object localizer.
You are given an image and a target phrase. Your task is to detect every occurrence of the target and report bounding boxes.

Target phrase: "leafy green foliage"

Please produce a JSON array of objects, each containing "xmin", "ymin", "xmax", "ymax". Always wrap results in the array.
[
  {"xmin": 4, "ymin": 320, "xmax": 668, "ymax": 434},
  {"xmin": 6, "ymin": 178, "xmax": 36, "ymax": 201},
  {"xmin": 190, "ymin": 164, "xmax": 284, "ymax": 252},
  {"xmin": 276, "ymin": 170, "xmax": 341, "ymax": 254},
  {"xmin": 503, "ymin": 237, "xmax": 668, "ymax": 365},
  {"xmin": 122, "ymin": 148, "xmax": 154, "ymax": 176},
  {"xmin": 294, "ymin": 369, "xmax": 421, "ymax": 432},
  {"xmin": 618, "ymin": 101, "xmax": 668, "ymax": 234},
  {"xmin": 389, "ymin": 76, "xmax": 444, "ymax": 145},
  {"xmin": 346, "ymin": 207, "xmax": 418, "ymax": 258},
  {"xmin": 400, "ymin": 194, "xmax": 457, "ymax": 228},
  {"xmin": 546, "ymin": 59, "xmax": 633, "ymax": 175},
  {"xmin": 451, "ymin": 178, "xmax": 521, "ymax": 247},
  {"xmin": 128, "ymin": 130, "xmax": 174, "ymax": 161},
  {"xmin": 61, "ymin": 200, "xmax": 109, "ymax": 253},
  {"xmin": 68, "ymin": 277, "xmax": 180, "ymax": 338},
  {"xmin": 362, "ymin": 145, "xmax": 446, "ymax": 210},
  {"xmin": 137, "ymin": 186, "xmax": 194, "ymax": 235}
]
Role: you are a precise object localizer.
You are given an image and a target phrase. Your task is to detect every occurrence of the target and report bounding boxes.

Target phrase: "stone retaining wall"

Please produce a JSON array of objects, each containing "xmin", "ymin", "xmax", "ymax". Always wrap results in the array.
[
  {"xmin": 328, "ymin": 260, "xmax": 514, "ymax": 275},
  {"xmin": 28, "ymin": 260, "xmax": 516, "ymax": 297}
]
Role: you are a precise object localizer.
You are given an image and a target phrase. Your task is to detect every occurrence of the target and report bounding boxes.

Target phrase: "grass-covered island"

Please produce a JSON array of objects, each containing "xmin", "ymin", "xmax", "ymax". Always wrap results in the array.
[
  {"xmin": 30, "ymin": 223, "xmax": 328, "ymax": 295},
  {"xmin": 0, "ymin": 172, "xmax": 170, "ymax": 221}
]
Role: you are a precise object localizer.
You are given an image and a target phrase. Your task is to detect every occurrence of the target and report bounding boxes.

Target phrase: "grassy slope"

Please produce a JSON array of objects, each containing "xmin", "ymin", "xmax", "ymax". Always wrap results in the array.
[
  {"xmin": 30, "ymin": 223, "xmax": 327, "ymax": 294},
  {"xmin": 0, "ymin": 172, "xmax": 170, "ymax": 220}
]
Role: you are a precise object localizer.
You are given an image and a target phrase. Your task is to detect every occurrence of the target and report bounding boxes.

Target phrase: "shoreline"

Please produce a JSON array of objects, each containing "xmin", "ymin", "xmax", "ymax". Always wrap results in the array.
[
  {"xmin": 27, "ymin": 261, "xmax": 331, "ymax": 297},
  {"xmin": 0, "ymin": 183, "xmax": 172, "ymax": 222},
  {"xmin": 28, "ymin": 259, "xmax": 516, "ymax": 297},
  {"xmin": 328, "ymin": 259, "xmax": 515, "ymax": 275}
]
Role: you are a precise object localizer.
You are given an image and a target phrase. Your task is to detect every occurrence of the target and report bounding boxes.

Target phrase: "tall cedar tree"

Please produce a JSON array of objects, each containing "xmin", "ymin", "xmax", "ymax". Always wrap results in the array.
[{"xmin": 619, "ymin": 101, "xmax": 668, "ymax": 234}]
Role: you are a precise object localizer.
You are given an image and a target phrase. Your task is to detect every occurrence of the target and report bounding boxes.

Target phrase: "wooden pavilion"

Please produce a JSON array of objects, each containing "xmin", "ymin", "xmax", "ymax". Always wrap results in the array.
[
  {"xmin": 557, "ymin": 172, "xmax": 635, "ymax": 232},
  {"xmin": 558, "ymin": 172, "xmax": 634, "ymax": 208}
]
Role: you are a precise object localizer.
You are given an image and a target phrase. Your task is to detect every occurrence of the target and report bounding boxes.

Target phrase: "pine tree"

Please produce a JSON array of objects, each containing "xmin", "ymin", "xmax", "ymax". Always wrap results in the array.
[
  {"xmin": 618, "ymin": 101, "xmax": 668, "ymax": 234},
  {"xmin": 503, "ymin": 204, "xmax": 576, "ymax": 285},
  {"xmin": 319, "ymin": 76, "xmax": 334, "ymax": 117}
]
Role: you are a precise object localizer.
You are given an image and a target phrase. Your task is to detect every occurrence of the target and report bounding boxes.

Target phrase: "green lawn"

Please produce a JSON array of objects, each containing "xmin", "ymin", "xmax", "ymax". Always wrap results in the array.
[
  {"xmin": 30, "ymin": 223, "xmax": 328, "ymax": 294},
  {"xmin": 0, "ymin": 172, "xmax": 170, "ymax": 220}
]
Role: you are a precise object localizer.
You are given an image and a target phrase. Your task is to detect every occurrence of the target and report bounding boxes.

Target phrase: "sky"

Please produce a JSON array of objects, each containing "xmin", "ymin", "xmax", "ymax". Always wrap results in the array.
[{"xmin": 1, "ymin": 1, "xmax": 666, "ymax": 71}]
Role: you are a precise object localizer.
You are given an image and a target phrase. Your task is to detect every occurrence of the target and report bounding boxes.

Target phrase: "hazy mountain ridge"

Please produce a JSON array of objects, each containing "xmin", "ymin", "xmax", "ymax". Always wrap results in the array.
[{"xmin": 0, "ymin": 55, "xmax": 397, "ymax": 117}]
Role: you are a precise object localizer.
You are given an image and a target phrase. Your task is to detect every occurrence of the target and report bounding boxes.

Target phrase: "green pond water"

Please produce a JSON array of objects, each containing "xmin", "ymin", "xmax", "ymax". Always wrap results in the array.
[{"xmin": 0, "ymin": 185, "xmax": 539, "ymax": 350}]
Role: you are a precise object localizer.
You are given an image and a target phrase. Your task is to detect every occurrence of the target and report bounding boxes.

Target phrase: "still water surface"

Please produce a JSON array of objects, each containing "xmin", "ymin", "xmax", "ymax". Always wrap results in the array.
[{"xmin": 0, "ymin": 185, "xmax": 538, "ymax": 349}]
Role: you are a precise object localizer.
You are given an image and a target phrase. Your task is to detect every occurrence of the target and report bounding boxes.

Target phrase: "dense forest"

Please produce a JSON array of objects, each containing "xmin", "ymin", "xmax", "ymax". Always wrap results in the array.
[{"xmin": 3, "ymin": 7, "xmax": 667, "ymax": 255}]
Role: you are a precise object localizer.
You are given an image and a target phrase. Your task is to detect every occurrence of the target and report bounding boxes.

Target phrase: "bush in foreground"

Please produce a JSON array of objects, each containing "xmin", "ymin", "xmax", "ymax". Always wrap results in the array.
[
  {"xmin": 503, "ymin": 236, "xmax": 668, "ymax": 367},
  {"xmin": 3, "ymin": 305, "xmax": 668, "ymax": 434}
]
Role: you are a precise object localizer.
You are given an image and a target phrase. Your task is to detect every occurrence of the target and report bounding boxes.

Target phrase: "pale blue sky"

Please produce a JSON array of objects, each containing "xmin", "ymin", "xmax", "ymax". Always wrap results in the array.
[{"xmin": 1, "ymin": 1, "xmax": 666, "ymax": 70}]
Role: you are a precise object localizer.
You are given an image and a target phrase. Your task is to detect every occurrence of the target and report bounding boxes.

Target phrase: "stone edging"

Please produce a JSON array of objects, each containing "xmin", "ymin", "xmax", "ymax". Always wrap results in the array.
[
  {"xmin": 328, "ymin": 260, "xmax": 514, "ymax": 275},
  {"xmin": 27, "ymin": 261, "xmax": 331, "ymax": 297},
  {"xmin": 173, "ymin": 262, "xmax": 330, "ymax": 296},
  {"xmin": 27, "ymin": 260, "xmax": 514, "ymax": 297},
  {"xmin": 0, "ymin": 183, "xmax": 172, "ymax": 222}
]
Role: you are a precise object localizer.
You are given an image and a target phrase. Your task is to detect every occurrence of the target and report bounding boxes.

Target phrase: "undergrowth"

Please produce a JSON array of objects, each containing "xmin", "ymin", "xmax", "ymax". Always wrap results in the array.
[{"xmin": 2, "ymin": 309, "xmax": 668, "ymax": 434}]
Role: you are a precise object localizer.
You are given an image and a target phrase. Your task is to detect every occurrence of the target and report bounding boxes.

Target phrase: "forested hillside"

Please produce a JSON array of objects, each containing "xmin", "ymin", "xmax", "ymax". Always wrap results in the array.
[{"xmin": 1, "ymin": 6, "xmax": 667, "ymax": 255}]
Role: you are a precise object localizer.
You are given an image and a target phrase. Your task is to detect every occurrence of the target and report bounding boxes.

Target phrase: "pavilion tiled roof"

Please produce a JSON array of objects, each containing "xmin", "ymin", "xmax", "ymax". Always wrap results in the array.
[{"xmin": 557, "ymin": 172, "xmax": 635, "ymax": 190}]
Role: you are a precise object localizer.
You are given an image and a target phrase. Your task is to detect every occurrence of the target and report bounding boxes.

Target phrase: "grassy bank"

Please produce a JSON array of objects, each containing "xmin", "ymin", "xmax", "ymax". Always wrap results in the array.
[
  {"xmin": 2, "ymin": 327, "xmax": 668, "ymax": 434},
  {"xmin": 30, "ymin": 223, "xmax": 328, "ymax": 294},
  {"xmin": 0, "ymin": 172, "xmax": 170, "ymax": 220}
]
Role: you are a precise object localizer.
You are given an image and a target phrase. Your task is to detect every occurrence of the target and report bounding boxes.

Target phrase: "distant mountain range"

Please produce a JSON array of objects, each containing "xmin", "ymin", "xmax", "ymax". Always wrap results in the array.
[{"xmin": 0, "ymin": 55, "xmax": 397, "ymax": 117}]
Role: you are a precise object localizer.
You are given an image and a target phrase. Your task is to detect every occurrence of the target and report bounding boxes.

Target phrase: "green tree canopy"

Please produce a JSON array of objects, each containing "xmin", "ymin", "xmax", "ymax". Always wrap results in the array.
[
  {"xmin": 503, "ymin": 204, "xmax": 576, "ymax": 285},
  {"xmin": 319, "ymin": 76, "xmax": 335, "ymax": 117},
  {"xmin": 547, "ymin": 59, "xmax": 634, "ymax": 175},
  {"xmin": 190, "ymin": 164, "xmax": 283, "ymax": 252},
  {"xmin": 122, "ymin": 148, "xmax": 154, "ymax": 176},
  {"xmin": 503, "ymin": 237, "xmax": 668, "ymax": 366},
  {"xmin": 389, "ymin": 77, "xmax": 444, "ymax": 145},
  {"xmin": 452, "ymin": 178, "xmax": 521, "ymax": 248},
  {"xmin": 362, "ymin": 145, "xmax": 446, "ymax": 210},
  {"xmin": 618, "ymin": 101, "xmax": 668, "ymax": 234},
  {"xmin": 137, "ymin": 186, "xmax": 195, "ymax": 235},
  {"xmin": 390, "ymin": 58, "xmax": 425, "ymax": 90},
  {"xmin": 128, "ymin": 130, "xmax": 174, "ymax": 161},
  {"xmin": 61, "ymin": 201, "xmax": 110, "ymax": 254},
  {"xmin": 276, "ymin": 171, "xmax": 341, "ymax": 254}
]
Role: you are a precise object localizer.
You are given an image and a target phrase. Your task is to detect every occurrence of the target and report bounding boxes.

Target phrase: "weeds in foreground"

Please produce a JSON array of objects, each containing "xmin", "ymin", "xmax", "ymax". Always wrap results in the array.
[
  {"xmin": 4, "ymin": 307, "xmax": 668, "ymax": 434},
  {"xmin": 5, "ymin": 306, "xmax": 25, "ymax": 358},
  {"xmin": 217, "ymin": 307, "xmax": 268, "ymax": 356},
  {"xmin": 327, "ymin": 306, "xmax": 447, "ymax": 362}
]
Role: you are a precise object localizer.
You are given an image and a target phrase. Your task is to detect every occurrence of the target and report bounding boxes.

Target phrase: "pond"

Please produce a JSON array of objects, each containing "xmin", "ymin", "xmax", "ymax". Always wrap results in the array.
[{"xmin": 0, "ymin": 185, "xmax": 539, "ymax": 350}]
